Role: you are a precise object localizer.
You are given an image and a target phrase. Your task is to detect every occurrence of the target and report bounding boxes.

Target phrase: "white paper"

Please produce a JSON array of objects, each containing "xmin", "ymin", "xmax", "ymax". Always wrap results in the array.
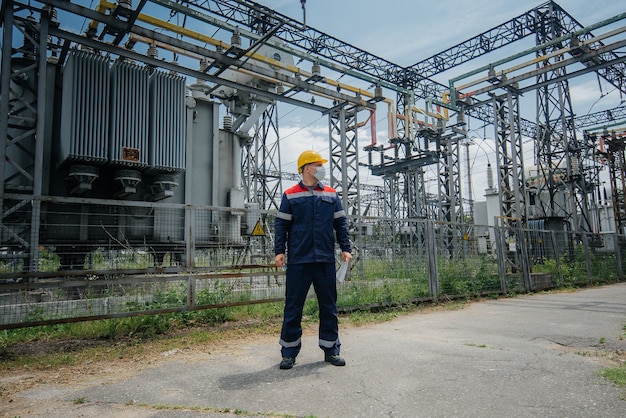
[{"xmin": 336, "ymin": 260, "xmax": 349, "ymax": 283}]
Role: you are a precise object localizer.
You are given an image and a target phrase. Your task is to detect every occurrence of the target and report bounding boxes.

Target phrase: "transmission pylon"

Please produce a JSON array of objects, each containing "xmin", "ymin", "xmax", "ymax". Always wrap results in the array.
[
  {"xmin": 0, "ymin": 5, "xmax": 55, "ymax": 272},
  {"xmin": 492, "ymin": 91, "xmax": 527, "ymax": 222},
  {"xmin": 533, "ymin": 2, "xmax": 594, "ymax": 233},
  {"xmin": 328, "ymin": 104, "xmax": 361, "ymax": 218},
  {"xmin": 491, "ymin": 88, "xmax": 532, "ymax": 289},
  {"xmin": 602, "ymin": 130, "xmax": 626, "ymax": 234},
  {"xmin": 243, "ymin": 103, "xmax": 283, "ymax": 211}
]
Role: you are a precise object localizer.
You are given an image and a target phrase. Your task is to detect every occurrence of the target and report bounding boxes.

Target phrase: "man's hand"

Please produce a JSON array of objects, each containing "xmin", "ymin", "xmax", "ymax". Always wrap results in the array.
[
  {"xmin": 342, "ymin": 251, "xmax": 352, "ymax": 263},
  {"xmin": 275, "ymin": 253, "xmax": 286, "ymax": 268}
]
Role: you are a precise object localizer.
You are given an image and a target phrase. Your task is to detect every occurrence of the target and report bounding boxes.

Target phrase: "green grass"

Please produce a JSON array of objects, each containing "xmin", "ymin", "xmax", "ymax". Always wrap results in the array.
[
  {"xmin": 0, "ymin": 303, "xmax": 271, "ymax": 370},
  {"xmin": 598, "ymin": 324, "xmax": 626, "ymax": 390},
  {"xmin": 600, "ymin": 366, "xmax": 626, "ymax": 388},
  {"xmin": 531, "ymin": 244, "xmax": 622, "ymax": 287},
  {"xmin": 0, "ymin": 297, "xmax": 447, "ymax": 372}
]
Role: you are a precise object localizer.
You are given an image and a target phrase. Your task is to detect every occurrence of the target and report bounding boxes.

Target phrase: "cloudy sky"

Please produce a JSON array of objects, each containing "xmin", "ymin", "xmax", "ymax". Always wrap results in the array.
[{"xmin": 263, "ymin": 0, "xmax": 623, "ymax": 65}]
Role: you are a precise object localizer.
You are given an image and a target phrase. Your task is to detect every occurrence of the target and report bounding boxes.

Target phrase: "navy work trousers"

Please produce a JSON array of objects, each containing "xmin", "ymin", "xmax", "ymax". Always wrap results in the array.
[{"xmin": 280, "ymin": 262, "xmax": 340, "ymax": 358}]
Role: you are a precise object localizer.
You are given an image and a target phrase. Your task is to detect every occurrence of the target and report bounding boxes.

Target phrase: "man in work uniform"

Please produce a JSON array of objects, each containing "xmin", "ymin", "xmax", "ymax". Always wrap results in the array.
[{"xmin": 274, "ymin": 150, "xmax": 352, "ymax": 369}]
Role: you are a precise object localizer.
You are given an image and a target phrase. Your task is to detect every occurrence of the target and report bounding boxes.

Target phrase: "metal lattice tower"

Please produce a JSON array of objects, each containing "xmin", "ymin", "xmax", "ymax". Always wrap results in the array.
[
  {"xmin": 328, "ymin": 105, "xmax": 361, "ymax": 217},
  {"xmin": 1, "ymin": 0, "xmax": 625, "ymax": 272},
  {"xmin": 435, "ymin": 127, "xmax": 464, "ymax": 225},
  {"xmin": 603, "ymin": 130, "xmax": 626, "ymax": 234},
  {"xmin": 490, "ymin": 90, "xmax": 532, "ymax": 288},
  {"xmin": 370, "ymin": 87, "xmax": 440, "ymax": 222},
  {"xmin": 242, "ymin": 99, "xmax": 283, "ymax": 211},
  {"xmin": 0, "ymin": 4, "xmax": 53, "ymax": 271},
  {"xmin": 147, "ymin": 0, "xmax": 625, "ymax": 226},
  {"xmin": 492, "ymin": 90, "xmax": 527, "ymax": 223},
  {"xmin": 407, "ymin": 168, "xmax": 427, "ymax": 220},
  {"xmin": 533, "ymin": 3, "xmax": 595, "ymax": 232},
  {"xmin": 387, "ymin": 90, "xmax": 418, "ymax": 221}
]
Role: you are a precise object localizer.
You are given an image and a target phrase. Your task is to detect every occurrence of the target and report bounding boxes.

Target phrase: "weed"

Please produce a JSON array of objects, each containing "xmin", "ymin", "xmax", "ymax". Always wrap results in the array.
[
  {"xmin": 346, "ymin": 310, "xmax": 398, "ymax": 326},
  {"xmin": 600, "ymin": 365, "xmax": 626, "ymax": 388}
]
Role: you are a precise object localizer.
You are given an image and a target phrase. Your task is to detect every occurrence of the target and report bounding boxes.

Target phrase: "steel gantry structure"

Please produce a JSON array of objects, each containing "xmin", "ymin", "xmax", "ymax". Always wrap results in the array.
[
  {"xmin": 186, "ymin": 0, "xmax": 626, "ymax": 232},
  {"xmin": 1, "ymin": 0, "xmax": 626, "ymax": 273},
  {"xmin": 210, "ymin": 0, "xmax": 626, "ymax": 236},
  {"xmin": 0, "ymin": 0, "xmax": 383, "ymax": 270},
  {"xmin": 424, "ymin": 3, "xmax": 626, "ymax": 234}
]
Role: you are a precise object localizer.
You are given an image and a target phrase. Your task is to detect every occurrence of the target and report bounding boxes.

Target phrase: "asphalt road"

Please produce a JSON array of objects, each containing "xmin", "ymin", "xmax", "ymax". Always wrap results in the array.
[{"xmin": 6, "ymin": 283, "xmax": 626, "ymax": 417}]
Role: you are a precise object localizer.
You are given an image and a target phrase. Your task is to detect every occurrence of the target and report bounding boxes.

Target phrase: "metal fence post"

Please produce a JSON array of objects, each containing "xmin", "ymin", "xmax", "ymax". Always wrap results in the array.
[
  {"xmin": 187, "ymin": 275, "xmax": 196, "ymax": 310},
  {"xmin": 518, "ymin": 224, "xmax": 532, "ymax": 292},
  {"xmin": 426, "ymin": 220, "xmax": 439, "ymax": 298},
  {"xmin": 185, "ymin": 206, "xmax": 195, "ymax": 268},
  {"xmin": 550, "ymin": 230, "xmax": 563, "ymax": 284},
  {"xmin": 582, "ymin": 233, "xmax": 593, "ymax": 284},
  {"xmin": 615, "ymin": 233, "xmax": 623, "ymax": 278},
  {"xmin": 494, "ymin": 226, "xmax": 507, "ymax": 293}
]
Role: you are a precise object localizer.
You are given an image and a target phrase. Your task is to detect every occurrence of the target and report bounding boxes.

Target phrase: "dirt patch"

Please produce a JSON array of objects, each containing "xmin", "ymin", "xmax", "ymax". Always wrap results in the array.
[
  {"xmin": 0, "ymin": 330, "xmax": 281, "ymax": 418},
  {"xmin": 547, "ymin": 337, "xmax": 626, "ymax": 367},
  {"xmin": 1, "ymin": 338, "xmax": 111, "ymax": 359},
  {"xmin": 0, "ymin": 321, "xmax": 289, "ymax": 411}
]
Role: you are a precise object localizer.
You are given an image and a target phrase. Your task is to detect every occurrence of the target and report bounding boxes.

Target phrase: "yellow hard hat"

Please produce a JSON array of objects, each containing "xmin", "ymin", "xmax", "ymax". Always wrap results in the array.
[{"xmin": 297, "ymin": 150, "xmax": 328, "ymax": 173}]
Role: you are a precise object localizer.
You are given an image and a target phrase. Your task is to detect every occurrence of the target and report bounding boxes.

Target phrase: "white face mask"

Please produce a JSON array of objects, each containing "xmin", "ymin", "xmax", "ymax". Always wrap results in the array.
[{"xmin": 313, "ymin": 165, "xmax": 326, "ymax": 181}]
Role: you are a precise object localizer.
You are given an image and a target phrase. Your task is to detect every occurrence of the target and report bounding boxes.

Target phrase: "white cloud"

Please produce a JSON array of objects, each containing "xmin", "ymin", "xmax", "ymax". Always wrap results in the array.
[
  {"xmin": 278, "ymin": 122, "xmax": 329, "ymax": 172},
  {"xmin": 570, "ymin": 78, "xmax": 624, "ymax": 115}
]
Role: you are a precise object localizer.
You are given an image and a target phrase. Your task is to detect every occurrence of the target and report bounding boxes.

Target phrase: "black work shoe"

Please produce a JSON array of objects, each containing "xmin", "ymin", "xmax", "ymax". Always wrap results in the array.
[
  {"xmin": 324, "ymin": 353, "xmax": 346, "ymax": 366},
  {"xmin": 279, "ymin": 357, "xmax": 296, "ymax": 369}
]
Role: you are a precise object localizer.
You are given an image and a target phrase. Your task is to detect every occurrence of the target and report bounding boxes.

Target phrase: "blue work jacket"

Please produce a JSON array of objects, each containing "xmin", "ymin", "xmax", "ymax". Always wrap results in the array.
[{"xmin": 274, "ymin": 181, "xmax": 351, "ymax": 264}]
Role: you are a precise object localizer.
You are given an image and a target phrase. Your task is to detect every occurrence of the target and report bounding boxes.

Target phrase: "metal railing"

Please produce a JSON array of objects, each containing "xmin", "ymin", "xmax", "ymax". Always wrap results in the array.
[{"xmin": 1, "ymin": 201, "xmax": 624, "ymax": 329}]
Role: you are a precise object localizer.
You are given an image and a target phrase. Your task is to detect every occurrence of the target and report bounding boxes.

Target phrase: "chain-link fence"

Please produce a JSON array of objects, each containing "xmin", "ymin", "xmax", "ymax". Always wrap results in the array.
[{"xmin": 1, "ymin": 200, "xmax": 624, "ymax": 329}]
